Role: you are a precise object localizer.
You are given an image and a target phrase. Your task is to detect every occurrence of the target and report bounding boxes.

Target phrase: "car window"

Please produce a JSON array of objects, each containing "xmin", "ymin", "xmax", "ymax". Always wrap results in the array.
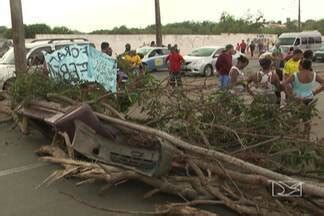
[
  {"xmin": 161, "ymin": 49, "xmax": 169, "ymax": 55},
  {"xmin": 149, "ymin": 49, "xmax": 165, "ymax": 58},
  {"xmin": 315, "ymin": 37, "xmax": 322, "ymax": 44},
  {"xmin": 294, "ymin": 38, "xmax": 300, "ymax": 46},
  {"xmin": 301, "ymin": 38, "xmax": 307, "ymax": 45},
  {"xmin": 137, "ymin": 47, "xmax": 154, "ymax": 56},
  {"xmin": 308, "ymin": 38, "xmax": 315, "ymax": 44},
  {"xmin": 28, "ymin": 46, "xmax": 52, "ymax": 66},
  {"xmin": 278, "ymin": 37, "xmax": 296, "ymax": 46}
]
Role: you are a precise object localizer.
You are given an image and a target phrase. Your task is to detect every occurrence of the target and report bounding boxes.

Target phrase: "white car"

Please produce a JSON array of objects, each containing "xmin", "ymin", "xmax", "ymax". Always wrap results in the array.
[
  {"xmin": 183, "ymin": 46, "xmax": 242, "ymax": 77},
  {"xmin": 0, "ymin": 38, "xmax": 93, "ymax": 90}
]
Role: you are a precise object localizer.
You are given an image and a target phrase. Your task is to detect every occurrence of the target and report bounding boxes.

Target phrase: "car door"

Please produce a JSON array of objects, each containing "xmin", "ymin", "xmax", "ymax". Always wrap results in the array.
[{"xmin": 147, "ymin": 49, "xmax": 168, "ymax": 71}]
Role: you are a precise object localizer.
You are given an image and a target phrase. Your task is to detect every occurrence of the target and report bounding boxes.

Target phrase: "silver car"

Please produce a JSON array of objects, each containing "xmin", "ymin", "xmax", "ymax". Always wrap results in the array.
[{"xmin": 183, "ymin": 46, "xmax": 242, "ymax": 77}]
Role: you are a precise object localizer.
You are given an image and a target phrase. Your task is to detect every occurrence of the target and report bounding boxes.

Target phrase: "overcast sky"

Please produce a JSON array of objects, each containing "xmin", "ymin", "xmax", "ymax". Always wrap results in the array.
[{"xmin": 0, "ymin": 0, "xmax": 323, "ymax": 32}]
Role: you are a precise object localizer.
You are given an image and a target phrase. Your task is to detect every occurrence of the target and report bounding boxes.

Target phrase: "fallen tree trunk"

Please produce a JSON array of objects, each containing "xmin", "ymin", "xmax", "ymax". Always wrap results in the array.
[{"xmin": 95, "ymin": 112, "xmax": 324, "ymax": 198}]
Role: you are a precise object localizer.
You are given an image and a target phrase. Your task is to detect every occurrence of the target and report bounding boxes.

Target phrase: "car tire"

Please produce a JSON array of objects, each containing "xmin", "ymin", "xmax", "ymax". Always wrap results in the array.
[
  {"xmin": 203, "ymin": 65, "xmax": 213, "ymax": 77},
  {"xmin": 313, "ymin": 57, "xmax": 317, "ymax": 62}
]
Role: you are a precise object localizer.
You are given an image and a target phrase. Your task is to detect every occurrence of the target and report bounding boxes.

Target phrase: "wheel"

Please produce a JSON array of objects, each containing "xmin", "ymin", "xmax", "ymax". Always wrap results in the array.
[
  {"xmin": 313, "ymin": 57, "xmax": 317, "ymax": 62},
  {"xmin": 203, "ymin": 65, "xmax": 213, "ymax": 77}
]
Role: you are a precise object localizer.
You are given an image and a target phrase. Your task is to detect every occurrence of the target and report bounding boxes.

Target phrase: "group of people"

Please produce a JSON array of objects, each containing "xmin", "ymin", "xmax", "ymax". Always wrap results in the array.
[
  {"xmin": 100, "ymin": 40, "xmax": 184, "ymax": 87},
  {"xmin": 216, "ymin": 43, "xmax": 324, "ymax": 136},
  {"xmin": 236, "ymin": 39, "xmax": 272, "ymax": 58}
]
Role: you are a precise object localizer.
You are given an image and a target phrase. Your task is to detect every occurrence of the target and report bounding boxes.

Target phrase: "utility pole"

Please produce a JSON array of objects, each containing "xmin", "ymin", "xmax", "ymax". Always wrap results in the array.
[
  {"xmin": 298, "ymin": 0, "xmax": 301, "ymax": 32},
  {"xmin": 10, "ymin": 0, "xmax": 27, "ymax": 76},
  {"xmin": 155, "ymin": 0, "xmax": 162, "ymax": 46}
]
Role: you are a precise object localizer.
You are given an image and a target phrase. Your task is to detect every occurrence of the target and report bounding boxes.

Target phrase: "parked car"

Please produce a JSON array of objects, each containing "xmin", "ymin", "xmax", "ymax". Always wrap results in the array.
[
  {"xmin": 183, "ymin": 46, "xmax": 242, "ymax": 76},
  {"xmin": 313, "ymin": 45, "xmax": 324, "ymax": 62},
  {"xmin": 0, "ymin": 38, "xmax": 94, "ymax": 90},
  {"xmin": 136, "ymin": 46, "xmax": 169, "ymax": 72}
]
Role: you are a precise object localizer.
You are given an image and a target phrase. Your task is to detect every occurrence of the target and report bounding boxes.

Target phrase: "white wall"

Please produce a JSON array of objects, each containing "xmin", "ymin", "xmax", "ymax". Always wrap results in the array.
[{"xmin": 36, "ymin": 34, "xmax": 278, "ymax": 55}]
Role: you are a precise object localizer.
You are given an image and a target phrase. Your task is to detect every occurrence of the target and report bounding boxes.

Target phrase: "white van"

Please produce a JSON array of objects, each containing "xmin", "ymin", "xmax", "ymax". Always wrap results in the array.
[{"xmin": 278, "ymin": 31, "xmax": 322, "ymax": 53}]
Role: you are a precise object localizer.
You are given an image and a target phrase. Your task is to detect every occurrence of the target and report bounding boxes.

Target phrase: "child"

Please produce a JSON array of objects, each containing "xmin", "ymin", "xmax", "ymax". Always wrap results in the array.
[
  {"xmin": 229, "ymin": 55, "xmax": 249, "ymax": 94},
  {"xmin": 166, "ymin": 47, "xmax": 184, "ymax": 87}
]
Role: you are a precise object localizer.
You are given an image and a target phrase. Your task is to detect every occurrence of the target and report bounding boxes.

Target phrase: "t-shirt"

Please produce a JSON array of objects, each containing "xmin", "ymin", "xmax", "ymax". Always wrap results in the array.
[
  {"xmin": 125, "ymin": 55, "xmax": 142, "ymax": 67},
  {"xmin": 166, "ymin": 53, "xmax": 184, "ymax": 73},
  {"xmin": 284, "ymin": 59, "xmax": 300, "ymax": 76},
  {"xmin": 240, "ymin": 42, "xmax": 247, "ymax": 50},
  {"xmin": 216, "ymin": 53, "xmax": 232, "ymax": 75}
]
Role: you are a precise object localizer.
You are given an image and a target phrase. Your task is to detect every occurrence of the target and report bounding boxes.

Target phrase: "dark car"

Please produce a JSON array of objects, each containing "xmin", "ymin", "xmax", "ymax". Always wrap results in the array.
[{"xmin": 313, "ymin": 45, "xmax": 324, "ymax": 62}]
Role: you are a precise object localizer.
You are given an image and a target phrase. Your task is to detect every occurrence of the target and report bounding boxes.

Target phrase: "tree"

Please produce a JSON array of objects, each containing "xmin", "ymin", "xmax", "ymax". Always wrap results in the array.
[
  {"xmin": 52, "ymin": 26, "xmax": 74, "ymax": 34},
  {"xmin": 25, "ymin": 23, "xmax": 51, "ymax": 38}
]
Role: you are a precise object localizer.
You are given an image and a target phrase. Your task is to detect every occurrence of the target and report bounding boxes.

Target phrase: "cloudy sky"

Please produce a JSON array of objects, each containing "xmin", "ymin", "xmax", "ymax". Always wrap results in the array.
[{"xmin": 0, "ymin": 0, "xmax": 323, "ymax": 32}]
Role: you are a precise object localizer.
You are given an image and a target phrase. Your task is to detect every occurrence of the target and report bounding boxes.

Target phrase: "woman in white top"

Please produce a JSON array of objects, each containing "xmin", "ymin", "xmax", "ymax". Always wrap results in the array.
[
  {"xmin": 247, "ymin": 57, "xmax": 282, "ymax": 102},
  {"xmin": 229, "ymin": 55, "xmax": 249, "ymax": 94}
]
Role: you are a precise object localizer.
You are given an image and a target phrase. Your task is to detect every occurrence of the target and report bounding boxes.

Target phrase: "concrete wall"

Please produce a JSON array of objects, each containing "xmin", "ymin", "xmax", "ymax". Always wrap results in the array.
[{"xmin": 36, "ymin": 34, "xmax": 278, "ymax": 55}]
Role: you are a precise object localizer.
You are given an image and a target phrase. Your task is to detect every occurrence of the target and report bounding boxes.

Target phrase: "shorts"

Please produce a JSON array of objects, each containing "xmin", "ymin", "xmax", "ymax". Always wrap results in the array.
[{"xmin": 219, "ymin": 75, "xmax": 230, "ymax": 89}]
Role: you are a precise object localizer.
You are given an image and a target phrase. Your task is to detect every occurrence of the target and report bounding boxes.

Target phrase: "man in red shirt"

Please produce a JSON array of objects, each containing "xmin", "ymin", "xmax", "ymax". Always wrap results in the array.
[
  {"xmin": 216, "ymin": 44, "xmax": 235, "ymax": 89},
  {"xmin": 166, "ymin": 47, "xmax": 185, "ymax": 87},
  {"xmin": 240, "ymin": 40, "xmax": 247, "ymax": 54}
]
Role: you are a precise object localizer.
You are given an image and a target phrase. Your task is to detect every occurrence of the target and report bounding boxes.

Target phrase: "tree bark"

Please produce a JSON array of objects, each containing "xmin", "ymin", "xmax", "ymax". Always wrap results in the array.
[
  {"xmin": 95, "ymin": 113, "xmax": 324, "ymax": 198},
  {"xmin": 9, "ymin": 0, "xmax": 27, "ymax": 76},
  {"xmin": 154, "ymin": 0, "xmax": 162, "ymax": 46}
]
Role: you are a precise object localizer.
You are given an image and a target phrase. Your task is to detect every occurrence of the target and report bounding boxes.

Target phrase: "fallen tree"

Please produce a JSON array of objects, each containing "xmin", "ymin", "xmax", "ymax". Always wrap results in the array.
[{"xmin": 4, "ymin": 71, "xmax": 324, "ymax": 215}]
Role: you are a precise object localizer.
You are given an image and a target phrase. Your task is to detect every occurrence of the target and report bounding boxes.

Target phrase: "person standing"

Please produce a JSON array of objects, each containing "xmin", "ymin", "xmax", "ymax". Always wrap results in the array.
[
  {"xmin": 166, "ymin": 47, "xmax": 185, "ymax": 87},
  {"xmin": 303, "ymin": 50, "xmax": 314, "ymax": 61},
  {"xmin": 124, "ymin": 43, "xmax": 131, "ymax": 55},
  {"xmin": 236, "ymin": 43, "xmax": 240, "ymax": 51},
  {"xmin": 229, "ymin": 55, "xmax": 249, "ymax": 95},
  {"xmin": 284, "ymin": 47, "xmax": 294, "ymax": 61},
  {"xmin": 283, "ymin": 49, "xmax": 303, "ymax": 79},
  {"xmin": 150, "ymin": 41, "xmax": 156, "ymax": 47},
  {"xmin": 249, "ymin": 41, "xmax": 256, "ymax": 58},
  {"xmin": 240, "ymin": 40, "xmax": 247, "ymax": 54},
  {"xmin": 283, "ymin": 59, "xmax": 324, "ymax": 137},
  {"xmin": 247, "ymin": 58, "xmax": 282, "ymax": 103},
  {"xmin": 101, "ymin": 42, "xmax": 113, "ymax": 57},
  {"xmin": 216, "ymin": 44, "xmax": 235, "ymax": 89},
  {"xmin": 125, "ymin": 50, "xmax": 142, "ymax": 75}
]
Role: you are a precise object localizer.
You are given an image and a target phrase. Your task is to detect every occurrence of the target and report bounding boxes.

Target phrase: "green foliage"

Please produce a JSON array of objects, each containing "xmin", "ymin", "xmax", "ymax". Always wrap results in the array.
[
  {"xmin": 10, "ymin": 71, "xmax": 80, "ymax": 104},
  {"xmin": 51, "ymin": 26, "xmax": 74, "ymax": 34},
  {"xmin": 4, "ymin": 24, "xmax": 75, "ymax": 39},
  {"xmin": 141, "ymin": 89, "xmax": 323, "ymax": 172},
  {"xmin": 89, "ymin": 13, "xmax": 324, "ymax": 35}
]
